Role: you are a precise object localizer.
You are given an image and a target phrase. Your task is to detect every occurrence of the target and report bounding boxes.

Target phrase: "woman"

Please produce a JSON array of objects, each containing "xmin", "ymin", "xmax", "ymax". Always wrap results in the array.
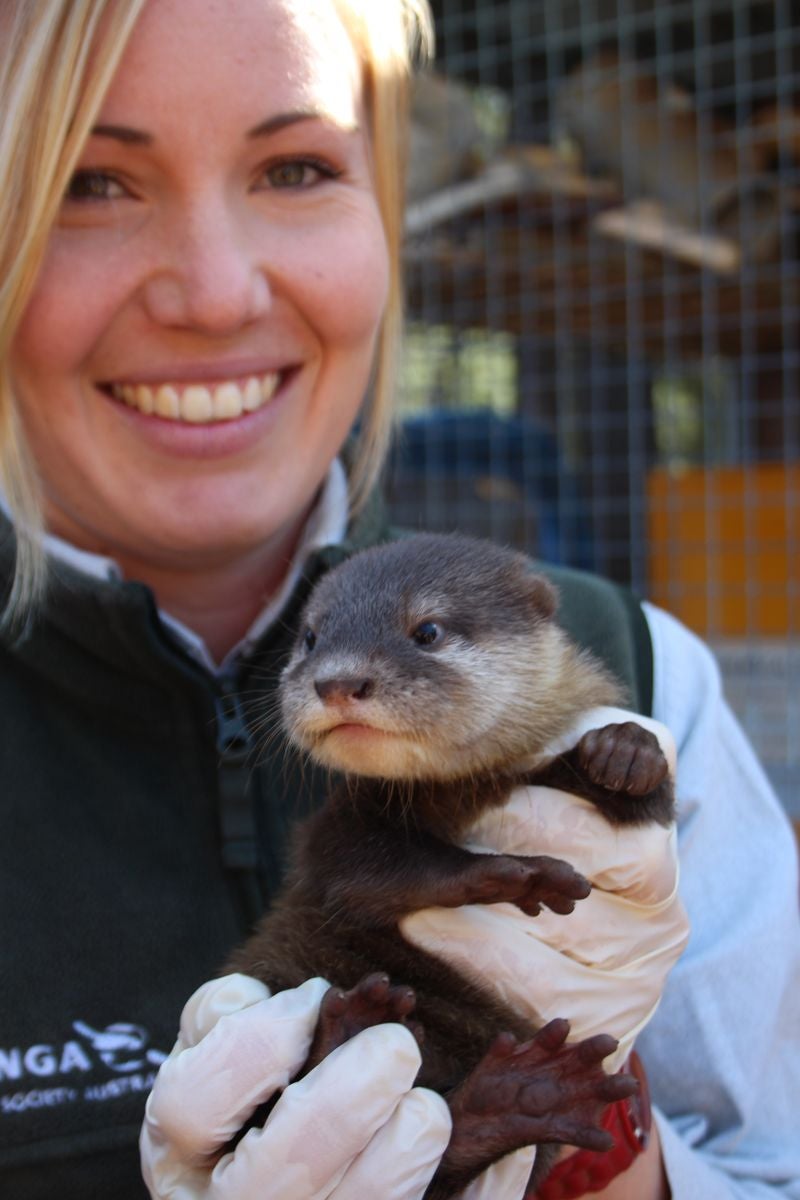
[{"xmin": 0, "ymin": 2, "xmax": 797, "ymax": 1198}]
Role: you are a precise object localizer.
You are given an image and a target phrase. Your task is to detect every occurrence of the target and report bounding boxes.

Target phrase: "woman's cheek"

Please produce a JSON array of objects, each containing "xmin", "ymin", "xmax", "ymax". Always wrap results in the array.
[
  {"xmin": 296, "ymin": 207, "xmax": 390, "ymax": 344},
  {"xmin": 11, "ymin": 236, "xmax": 144, "ymax": 382}
]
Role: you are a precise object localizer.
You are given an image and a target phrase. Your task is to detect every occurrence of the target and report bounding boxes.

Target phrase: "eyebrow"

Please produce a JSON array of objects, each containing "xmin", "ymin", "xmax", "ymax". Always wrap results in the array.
[
  {"xmin": 90, "ymin": 124, "xmax": 153, "ymax": 146},
  {"xmin": 88, "ymin": 109, "xmax": 360, "ymax": 149},
  {"xmin": 247, "ymin": 110, "xmax": 360, "ymax": 138}
]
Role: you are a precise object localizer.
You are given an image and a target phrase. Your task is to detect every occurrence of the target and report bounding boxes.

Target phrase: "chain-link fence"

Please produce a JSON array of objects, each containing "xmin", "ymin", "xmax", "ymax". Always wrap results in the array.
[{"xmin": 387, "ymin": 0, "xmax": 799, "ymax": 818}]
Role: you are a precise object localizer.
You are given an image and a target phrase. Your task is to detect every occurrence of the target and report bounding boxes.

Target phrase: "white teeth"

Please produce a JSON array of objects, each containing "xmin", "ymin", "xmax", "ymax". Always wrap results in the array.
[
  {"xmin": 154, "ymin": 385, "xmax": 180, "ymax": 419},
  {"xmin": 181, "ymin": 386, "xmax": 213, "ymax": 423},
  {"xmin": 260, "ymin": 374, "xmax": 279, "ymax": 404},
  {"xmin": 243, "ymin": 377, "xmax": 262, "ymax": 412},
  {"xmin": 135, "ymin": 384, "xmax": 154, "ymax": 415},
  {"xmin": 214, "ymin": 383, "xmax": 244, "ymax": 420},
  {"xmin": 110, "ymin": 373, "xmax": 281, "ymax": 423}
]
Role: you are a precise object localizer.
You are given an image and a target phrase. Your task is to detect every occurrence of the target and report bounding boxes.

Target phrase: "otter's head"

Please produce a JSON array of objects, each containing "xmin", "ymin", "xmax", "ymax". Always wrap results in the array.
[{"xmin": 280, "ymin": 533, "xmax": 584, "ymax": 782}]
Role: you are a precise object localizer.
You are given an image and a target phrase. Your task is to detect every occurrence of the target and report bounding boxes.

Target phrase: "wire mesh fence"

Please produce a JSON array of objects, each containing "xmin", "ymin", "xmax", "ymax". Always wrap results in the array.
[{"xmin": 387, "ymin": 0, "xmax": 800, "ymax": 817}]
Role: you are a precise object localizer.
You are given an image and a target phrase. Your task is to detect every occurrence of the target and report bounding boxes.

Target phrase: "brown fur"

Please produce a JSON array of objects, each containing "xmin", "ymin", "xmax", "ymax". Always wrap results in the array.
[
  {"xmin": 279, "ymin": 534, "xmax": 623, "ymax": 795},
  {"xmin": 229, "ymin": 534, "xmax": 674, "ymax": 1196}
]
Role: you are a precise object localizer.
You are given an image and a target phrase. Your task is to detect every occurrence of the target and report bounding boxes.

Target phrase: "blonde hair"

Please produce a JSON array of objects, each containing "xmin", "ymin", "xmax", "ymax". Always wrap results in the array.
[
  {"xmin": 0, "ymin": 0, "xmax": 433, "ymax": 624},
  {"xmin": 333, "ymin": 1, "xmax": 433, "ymax": 511}
]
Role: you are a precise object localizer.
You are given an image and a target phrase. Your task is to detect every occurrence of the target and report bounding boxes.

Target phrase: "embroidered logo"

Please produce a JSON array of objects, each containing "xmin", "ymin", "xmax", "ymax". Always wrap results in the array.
[
  {"xmin": 70, "ymin": 1021, "xmax": 167, "ymax": 1074},
  {"xmin": 0, "ymin": 1020, "xmax": 169, "ymax": 1114}
]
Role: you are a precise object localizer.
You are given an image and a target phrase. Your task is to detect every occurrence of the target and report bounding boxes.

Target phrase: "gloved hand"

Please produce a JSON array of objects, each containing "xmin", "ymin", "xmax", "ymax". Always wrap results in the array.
[
  {"xmin": 401, "ymin": 707, "xmax": 690, "ymax": 1073},
  {"xmin": 140, "ymin": 972, "xmax": 535, "ymax": 1200}
]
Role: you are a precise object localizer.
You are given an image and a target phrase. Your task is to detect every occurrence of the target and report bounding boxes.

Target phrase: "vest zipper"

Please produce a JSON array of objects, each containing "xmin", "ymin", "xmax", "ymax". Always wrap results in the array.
[{"xmin": 214, "ymin": 677, "xmax": 265, "ymax": 921}]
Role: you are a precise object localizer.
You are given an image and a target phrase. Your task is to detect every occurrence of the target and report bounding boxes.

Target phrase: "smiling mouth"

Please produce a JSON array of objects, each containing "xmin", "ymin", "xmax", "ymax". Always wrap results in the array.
[{"xmin": 105, "ymin": 371, "xmax": 282, "ymax": 423}]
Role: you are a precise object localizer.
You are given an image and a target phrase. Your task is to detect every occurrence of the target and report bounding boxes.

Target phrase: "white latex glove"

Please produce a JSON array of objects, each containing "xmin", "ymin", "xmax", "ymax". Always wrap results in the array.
[
  {"xmin": 402, "ymin": 707, "xmax": 690, "ymax": 1073},
  {"xmin": 141, "ymin": 973, "xmax": 533, "ymax": 1200}
]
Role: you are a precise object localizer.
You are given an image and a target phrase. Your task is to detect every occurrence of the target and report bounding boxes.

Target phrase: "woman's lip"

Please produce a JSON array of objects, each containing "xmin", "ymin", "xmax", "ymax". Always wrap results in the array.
[{"xmin": 99, "ymin": 359, "xmax": 296, "ymax": 387}]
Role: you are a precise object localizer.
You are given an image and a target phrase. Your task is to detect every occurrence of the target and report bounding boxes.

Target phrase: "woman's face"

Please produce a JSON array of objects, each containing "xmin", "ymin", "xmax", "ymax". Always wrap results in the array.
[{"xmin": 10, "ymin": 0, "xmax": 389, "ymax": 571}]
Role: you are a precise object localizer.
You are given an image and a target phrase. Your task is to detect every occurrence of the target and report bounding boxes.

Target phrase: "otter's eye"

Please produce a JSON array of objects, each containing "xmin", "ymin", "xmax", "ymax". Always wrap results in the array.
[
  {"xmin": 412, "ymin": 621, "xmax": 443, "ymax": 647},
  {"xmin": 303, "ymin": 628, "xmax": 317, "ymax": 652}
]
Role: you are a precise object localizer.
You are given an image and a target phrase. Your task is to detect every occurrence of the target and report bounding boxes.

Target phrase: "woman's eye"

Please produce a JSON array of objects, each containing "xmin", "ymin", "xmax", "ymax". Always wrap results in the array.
[
  {"xmin": 64, "ymin": 170, "xmax": 128, "ymax": 203},
  {"xmin": 412, "ymin": 621, "xmax": 443, "ymax": 648},
  {"xmin": 260, "ymin": 158, "xmax": 339, "ymax": 190}
]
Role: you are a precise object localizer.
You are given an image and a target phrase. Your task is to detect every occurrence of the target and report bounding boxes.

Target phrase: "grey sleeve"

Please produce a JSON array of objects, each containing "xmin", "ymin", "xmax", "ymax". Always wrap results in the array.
[{"xmin": 638, "ymin": 602, "xmax": 800, "ymax": 1199}]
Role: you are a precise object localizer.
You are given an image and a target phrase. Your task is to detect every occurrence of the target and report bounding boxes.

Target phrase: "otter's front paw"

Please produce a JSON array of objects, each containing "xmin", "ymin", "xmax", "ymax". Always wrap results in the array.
[
  {"xmin": 577, "ymin": 722, "xmax": 668, "ymax": 795},
  {"xmin": 458, "ymin": 854, "xmax": 591, "ymax": 916}
]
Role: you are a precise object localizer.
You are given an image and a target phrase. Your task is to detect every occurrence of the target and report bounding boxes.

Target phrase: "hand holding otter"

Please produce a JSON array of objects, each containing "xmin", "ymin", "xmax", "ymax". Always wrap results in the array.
[
  {"xmin": 140, "ymin": 973, "xmax": 535, "ymax": 1200},
  {"xmin": 402, "ymin": 707, "xmax": 690, "ymax": 1074}
]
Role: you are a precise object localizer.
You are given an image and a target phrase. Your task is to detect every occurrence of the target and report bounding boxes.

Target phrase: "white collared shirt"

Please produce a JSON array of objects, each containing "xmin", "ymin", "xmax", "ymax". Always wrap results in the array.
[{"xmin": 0, "ymin": 459, "xmax": 350, "ymax": 674}]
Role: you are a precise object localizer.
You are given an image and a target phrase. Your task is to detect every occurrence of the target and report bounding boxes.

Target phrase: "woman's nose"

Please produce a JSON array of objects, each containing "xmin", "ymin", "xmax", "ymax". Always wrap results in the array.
[{"xmin": 142, "ymin": 194, "xmax": 272, "ymax": 334}]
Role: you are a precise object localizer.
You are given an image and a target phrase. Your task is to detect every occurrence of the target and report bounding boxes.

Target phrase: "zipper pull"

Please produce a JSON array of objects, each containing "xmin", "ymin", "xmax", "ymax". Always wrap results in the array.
[{"xmin": 215, "ymin": 684, "xmax": 252, "ymax": 762}]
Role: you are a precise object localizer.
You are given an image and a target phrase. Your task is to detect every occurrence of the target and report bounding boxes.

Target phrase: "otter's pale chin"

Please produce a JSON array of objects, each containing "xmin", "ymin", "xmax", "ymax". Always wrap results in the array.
[{"xmin": 302, "ymin": 725, "xmax": 417, "ymax": 780}]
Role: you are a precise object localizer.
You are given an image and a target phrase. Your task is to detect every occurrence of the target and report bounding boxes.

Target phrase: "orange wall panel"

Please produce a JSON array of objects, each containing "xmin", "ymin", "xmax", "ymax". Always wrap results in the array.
[{"xmin": 647, "ymin": 464, "xmax": 800, "ymax": 636}]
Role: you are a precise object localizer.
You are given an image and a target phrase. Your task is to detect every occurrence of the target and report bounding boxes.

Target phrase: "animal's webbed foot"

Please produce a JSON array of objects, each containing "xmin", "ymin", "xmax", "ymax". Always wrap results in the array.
[
  {"xmin": 430, "ymin": 1020, "xmax": 637, "ymax": 1193},
  {"xmin": 577, "ymin": 722, "xmax": 668, "ymax": 795},
  {"xmin": 304, "ymin": 973, "xmax": 420, "ymax": 1074},
  {"xmin": 454, "ymin": 853, "xmax": 591, "ymax": 917}
]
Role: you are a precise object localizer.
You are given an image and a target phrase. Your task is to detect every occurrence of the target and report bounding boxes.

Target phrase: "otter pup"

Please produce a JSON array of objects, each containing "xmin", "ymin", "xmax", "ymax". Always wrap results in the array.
[{"xmin": 229, "ymin": 533, "xmax": 674, "ymax": 1197}]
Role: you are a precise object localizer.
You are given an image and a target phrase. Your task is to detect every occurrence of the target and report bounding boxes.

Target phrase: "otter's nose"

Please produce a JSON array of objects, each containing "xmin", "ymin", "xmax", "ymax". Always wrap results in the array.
[{"xmin": 314, "ymin": 677, "xmax": 374, "ymax": 704}]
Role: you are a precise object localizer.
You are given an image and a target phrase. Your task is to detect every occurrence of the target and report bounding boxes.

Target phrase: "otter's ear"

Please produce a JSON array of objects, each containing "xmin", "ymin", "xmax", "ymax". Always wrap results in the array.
[{"xmin": 525, "ymin": 573, "xmax": 559, "ymax": 619}]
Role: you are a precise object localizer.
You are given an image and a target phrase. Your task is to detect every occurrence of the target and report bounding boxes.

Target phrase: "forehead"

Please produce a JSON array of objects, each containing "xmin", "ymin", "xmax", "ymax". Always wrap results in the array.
[{"xmin": 97, "ymin": 0, "xmax": 363, "ymax": 129}]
